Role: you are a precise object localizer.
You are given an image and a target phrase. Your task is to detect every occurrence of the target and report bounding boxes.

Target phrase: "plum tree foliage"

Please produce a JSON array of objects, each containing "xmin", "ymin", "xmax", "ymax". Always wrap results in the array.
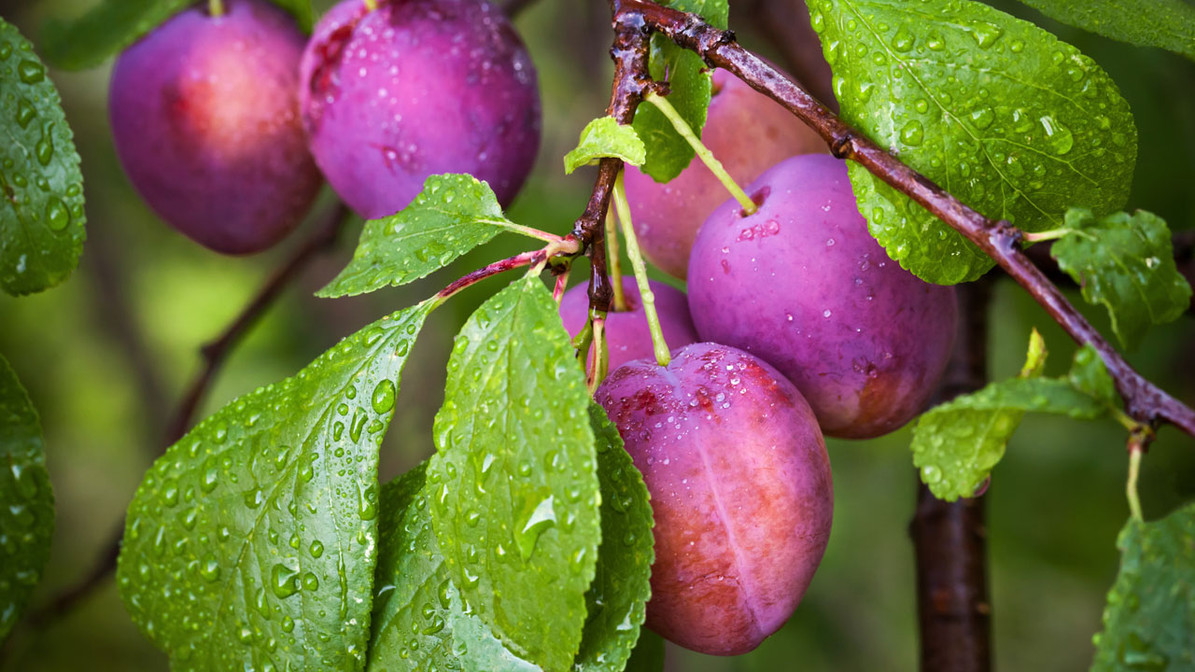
[{"xmin": 1, "ymin": 0, "xmax": 1194, "ymax": 670}]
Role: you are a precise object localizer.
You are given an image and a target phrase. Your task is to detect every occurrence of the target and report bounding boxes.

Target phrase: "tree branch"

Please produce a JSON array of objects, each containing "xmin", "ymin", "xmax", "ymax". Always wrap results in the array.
[
  {"xmin": 608, "ymin": 0, "xmax": 1195, "ymax": 437},
  {"xmin": 26, "ymin": 200, "xmax": 352, "ymax": 627}
]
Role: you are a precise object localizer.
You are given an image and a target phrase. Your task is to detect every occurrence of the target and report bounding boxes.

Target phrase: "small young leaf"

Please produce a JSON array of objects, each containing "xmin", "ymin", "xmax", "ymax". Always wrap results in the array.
[
  {"xmin": 1050, "ymin": 209, "xmax": 1192, "ymax": 350},
  {"xmin": 1093, "ymin": 502, "xmax": 1195, "ymax": 671},
  {"xmin": 912, "ymin": 339, "xmax": 1120, "ymax": 501},
  {"xmin": 429, "ymin": 276, "xmax": 600, "ymax": 672},
  {"xmin": 1013, "ymin": 0, "xmax": 1195, "ymax": 63},
  {"xmin": 574, "ymin": 404, "xmax": 654, "ymax": 672},
  {"xmin": 0, "ymin": 19, "xmax": 86, "ymax": 296},
  {"xmin": 367, "ymin": 464, "xmax": 540, "ymax": 672},
  {"xmin": 630, "ymin": 0, "xmax": 729, "ymax": 183},
  {"xmin": 116, "ymin": 301, "xmax": 433, "ymax": 672},
  {"xmin": 319, "ymin": 174, "xmax": 523, "ymax": 299},
  {"xmin": 564, "ymin": 117, "xmax": 647, "ymax": 175},
  {"xmin": 809, "ymin": 0, "xmax": 1137, "ymax": 284},
  {"xmin": 623, "ymin": 630, "xmax": 666, "ymax": 672},
  {"xmin": 0, "ymin": 355, "xmax": 54, "ymax": 642},
  {"xmin": 39, "ymin": 0, "xmax": 313, "ymax": 71}
]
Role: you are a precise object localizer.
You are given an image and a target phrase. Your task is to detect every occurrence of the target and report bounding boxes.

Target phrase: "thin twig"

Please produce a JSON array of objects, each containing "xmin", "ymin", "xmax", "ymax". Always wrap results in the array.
[
  {"xmin": 609, "ymin": 0, "xmax": 1195, "ymax": 436},
  {"xmin": 26, "ymin": 200, "xmax": 352, "ymax": 628}
]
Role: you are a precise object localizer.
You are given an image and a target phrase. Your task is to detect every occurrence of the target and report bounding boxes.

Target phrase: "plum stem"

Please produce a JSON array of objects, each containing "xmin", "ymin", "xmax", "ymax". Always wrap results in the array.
[
  {"xmin": 589, "ymin": 312, "xmax": 610, "ymax": 392},
  {"xmin": 208, "ymin": 0, "xmax": 225, "ymax": 17},
  {"xmin": 363, "ymin": 0, "xmax": 379, "ymax": 11},
  {"xmin": 1126, "ymin": 437, "xmax": 1145, "ymax": 523},
  {"xmin": 644, "ymin": 92, "xmax": 757, "ymax": 215},
  {"xmin": 605, "ymin": 209, "xmax": 629, "ymax": 311},
  {"xmin": 613, "ymin": 170, "xmax": 671, "ymax": 366}
]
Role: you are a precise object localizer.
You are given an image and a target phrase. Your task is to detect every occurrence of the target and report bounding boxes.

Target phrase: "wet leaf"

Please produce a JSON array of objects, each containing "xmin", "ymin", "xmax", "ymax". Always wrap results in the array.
[
  {"xmin": 564, "ymin": 117, "xmax": 647, "ymax": 174},
  {"xmin": 1013, "ymin": 0, "xmax": 1195, "ymax": 63}
]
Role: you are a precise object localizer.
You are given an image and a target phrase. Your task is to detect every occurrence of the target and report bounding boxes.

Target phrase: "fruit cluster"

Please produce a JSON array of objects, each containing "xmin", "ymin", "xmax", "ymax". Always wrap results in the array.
[
  {"xmin": 566, "ymin": 76, "xmax": 958, "ymax": 655},
  {"xmin": 109, "ymin": 0, "xmax": 539, "ymax": 254}
]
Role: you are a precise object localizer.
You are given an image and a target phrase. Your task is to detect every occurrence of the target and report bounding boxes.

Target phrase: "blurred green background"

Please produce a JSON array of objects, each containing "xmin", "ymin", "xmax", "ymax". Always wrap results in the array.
[{"xmin": 0, "ymin": 0, "xmax": 1193, "ymax": 670}]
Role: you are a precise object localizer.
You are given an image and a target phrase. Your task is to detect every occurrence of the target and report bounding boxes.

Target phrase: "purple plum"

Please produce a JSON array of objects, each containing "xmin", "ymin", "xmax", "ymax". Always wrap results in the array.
[
  {"xmin": 109, "ymin": 0, "xmax": 322, "ymax": 255},
  {"xmin": 596, "ymin": 343, "xmax": 833, "ymax": 656},
  {"xmin": 299, "ymin": 0, "xmax": 540, "ymax": 219},
  {"xmin": 558, "ymin": 276, "xmax": 699, "ymax": 372},
  {"xmin": 687, "ymin": 154, "xmax": 958, "ymax": 439},
  {"xmin": 624, "ymin": 68, "xmax": 828, "ymax": 279}
]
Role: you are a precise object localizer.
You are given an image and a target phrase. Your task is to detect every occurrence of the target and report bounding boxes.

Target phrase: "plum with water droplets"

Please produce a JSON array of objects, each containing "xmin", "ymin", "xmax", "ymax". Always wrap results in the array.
[
  {"xmin": 624, "ymin": 68, "xmax": 828, "ymax": 279},
  {"xmin": 595, "ymin": 343, "xmax": 833, "ymax": 656},
  {"xmin": 687, "ymin": 154, "xmax": 957, "ymax": 438},
  {"xmin": 557, "ymin": 276, "xmax": 698, "ymax": 372},
  {"xmin": 108, "ymin": 0, "xmax": 322, "ymax": 254},
  {"xmin": 299, "ymin": 0, "xmax": 540, "ymax": 219}
]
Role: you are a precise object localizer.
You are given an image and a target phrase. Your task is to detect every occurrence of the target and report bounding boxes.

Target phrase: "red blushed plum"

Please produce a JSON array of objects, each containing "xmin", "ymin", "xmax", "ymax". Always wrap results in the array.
[
  {"xmin": 558, "ymin": 277, "xmax": 698, "ymax": 372},
  {"xmin": 624, "ymin": 68, "xmax": 828, "ymax": 279},
  {"xmin": 687, "ymin": 154, "xmax": 958, "ymax": 439},
  {"xmin": 595, "ymin": 343, "xmax": 833, "ymax": 656},
  {"xmin": 299, "ymin": 0, "xmax": 540, "ymax": 219},
  {"xmin": 109, "ymin": 0, "xmax": 321, "ymax": 254}
]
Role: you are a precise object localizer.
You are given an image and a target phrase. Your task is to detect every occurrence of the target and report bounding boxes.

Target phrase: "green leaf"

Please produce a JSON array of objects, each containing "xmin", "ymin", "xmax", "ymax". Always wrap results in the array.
[
  {"xmin": 319, "ymin": 174, "xmax": 523, "ymax": 299},
  {"xmin": 0, "ymin": 19, "xmax": 85, "ymax": 296},
  {"xmin": 573, "ymin": 404, "xmax": 654, "ymax": 672},
  {"xmin": 809, "ymin": 0, "xmax": 1137, "ymax": 284},
  {"xmin": 912, "ymin": 339, "xmax": 1119, "ymax": 501},
  {"xmin": 564, "ymin": 117, "xmax": 647, "ymax": 175},
  {"xmin": 1013, "ymin": 0, "xmax": 1195, "ymax": 63},
  {"xmin": 1050, "ymin": 209, "xmax": 1192, "ymax": 350},
  {"xmin": 428, "ymin": 275, "xmax": 600, "ymax": 672},
  {"xmin": 623, "ymin": 630, "xmax": 666, "ymax": 672},
  {"xmin": 367, "ymin": 463, "xmax": 540, "ymax": 672},
  {"xmin": 0, "ymin": 354, "xmax": 54, "ymax": 642},
  {"xmin": 1093, "ymin": 502, "xmax": 1195, "ymax": 671},
  {"xmin": 631, "ymin": 0, "xmax": 729, "ymax": 183},
  {"xmin": 116, "ymin": 301, "xmax": 433, "ymax": 672},
  {"xmin": 39, "ymin": 0, "xmax": 313, "ymax": 71}
]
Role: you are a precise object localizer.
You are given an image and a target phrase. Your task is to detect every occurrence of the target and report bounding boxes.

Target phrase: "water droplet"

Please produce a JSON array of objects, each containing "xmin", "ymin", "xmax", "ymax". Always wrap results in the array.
[
  {"xmin": 15, "ymin": 99, "xmax": 34, "ymax": 128},
  {"xmin": 921, "ymin": 465, "xmax": 942, "ymax": 484},
  {"xmin": 302, "ymin": 572, "xmax": 320, "ymax": 591},
  {"xmin": 516, "ymin": 495, "xmax": 557, "ymax": 561},
  {"xmin": 967, "ymin": 21, "xmax": 1003, "ymax": 48},
  {"xmin": 200, "ymin": 555, "xmax": 221, "ymax": 582},
  {"xmin": 371, "ymin": 379, "xmax": 396, "ymax": 414},
  {"xmin": 969, "ymin": 107, "xmax": 994, "ymax": 130},
  {"xmin": 18, "ymin": 60, "xmax": 44, "ymax": 84},
  {"xmin": 35, "ymin": 123, "xmax": 54, "ymax": 166},
  {"xmin": 270, "ymin": 563, "xmax": 300, "ymax": 599},
  {"xmin": 1039, "ymin": 115, "xmax": 1074, "ymax": 155},
  {"xmin": 900, "ymin": 120, "xmax": 924, "ymax": 146},
  {"xmin": 309, "ymin": 540, "xmax": 324, "ymax": 558}
]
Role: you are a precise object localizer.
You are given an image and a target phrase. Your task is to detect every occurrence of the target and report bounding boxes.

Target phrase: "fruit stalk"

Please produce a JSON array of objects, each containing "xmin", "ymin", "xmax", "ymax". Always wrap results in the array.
[
  {"xmin": 612, "ymin": 172, "xmax": 671, "ymax": 366},
  {"xmin": 606, "ymin": 0, "xmax": 1195, "ymax": 437}
]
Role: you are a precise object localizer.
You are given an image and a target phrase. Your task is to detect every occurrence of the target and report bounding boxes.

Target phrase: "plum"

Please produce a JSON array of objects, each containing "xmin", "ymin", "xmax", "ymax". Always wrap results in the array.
[
  {"xmin": 624, "ymin": 68, "xmax": 827, "ymax": 279},
  {"xmin": 687, "ymin": 154, "xmax": 957, "ymax": 439},
  {"xmin": 299, "ymin": 0, "xmax": 540, "ymax": 219},
  {"xmin": 109, "ymin": 0, "xmax": 322, "ymax": 255},
  {"xmin": 595, "ymin": 343, "xmax": 832, "ymax": 656},
  {"xmin": 557, "ymin": 276, "xmax": 698, "ymax": 372}
]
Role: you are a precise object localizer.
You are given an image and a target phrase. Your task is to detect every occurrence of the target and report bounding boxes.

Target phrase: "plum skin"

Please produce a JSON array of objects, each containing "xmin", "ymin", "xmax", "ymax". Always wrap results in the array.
[
  {"xmin": 624, "ymin": 68, "xmax": 828, "ymax": 279},
  {"xmin": 108, "ymin": 0, "xmax": 321, "ymax": 255},
  {"xmin": 557, "ymin": 277, "xmax": 699, "ymax": 372},
  {"xmin": 595, "ymin": 343, "xmax": 833, "ymax": 656},
  {"xmin": 687, "ymin": 154, "xmax": 958, "ymax": 439},
  {"xmin": 300, "ymin": 0, "xmax": 541, "ymax": 219}
]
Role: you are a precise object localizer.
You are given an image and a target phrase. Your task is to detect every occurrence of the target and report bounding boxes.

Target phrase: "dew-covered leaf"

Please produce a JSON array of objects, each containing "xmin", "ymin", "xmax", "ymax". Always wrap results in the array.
[
  {"xmin": 319, "ymin": 174, "xmax": 525, "ymax": 299},
  {"xmin": 573, "ymin": 404, "xmax": 654, "ymax": 672},
  {"xmin": 809, "ymin": 0, "xmax": 1137, "ymax": 284},
  {"xmin": 623, "ymin": 630, "xmax": 666, "ymax": 672},
  {"xmin": 1092, "ymin": 502, "xmax": 1195, "ymax": 671},
  {"xmin": 0, "ymin": 19, "xmax": 85, "ymax": 296},
  {"xmin": 631, "ymin": 0, "xmax": 728, "ymax": 183},
  {"xmin": 367, "ymin": 463, "xmax": 541, "ymax": 672},
  {"xmin": 1050, "ymin": 209, "xmax": 1192, "ymax": 350},
  {"xmin": 912, "ymin": 335, "xmax": 1121, "ymax": 501},
  {"xmin": 1013, "ymin": 0, "xmax": 1195, "ymax": 63},
  {"xmin": 564, "ymin": 117, "xmax": 647, "ymax": 175},
  {"xmin": 39, "ymin": 0, "xmax": 313, "ymax": 71},
  {"xmin": 429, "ymin": 276, "xmax": 600, "ymax": 672},
  {"xmin": 0, "ymin": 354, "xmax": 54, "ymax": 642},
  {"xmin": 116, "ymin": 301, "xmax": 433, "ymax": 672}
]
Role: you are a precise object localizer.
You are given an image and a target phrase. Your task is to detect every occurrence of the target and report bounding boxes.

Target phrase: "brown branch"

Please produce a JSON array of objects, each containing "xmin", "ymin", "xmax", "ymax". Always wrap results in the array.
[
  {"xmin": 911, "ymin": 277, "xmax": 994, "ymax": 672},
  {"xmin": 26, "ymin": 200, "xmax": 352, "ymax": 628},
  {"xmin": 609, "ymin": 0, "xmax": 1195, "ymax": 437}
]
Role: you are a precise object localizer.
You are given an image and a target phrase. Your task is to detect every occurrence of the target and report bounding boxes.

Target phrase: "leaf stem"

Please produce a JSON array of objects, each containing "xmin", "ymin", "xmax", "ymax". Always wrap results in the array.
[
  {"xmin": 1126, "ymin": 437, "xmax": 1145, "ymax": 523},
  {"xmin": 496, "ymin": 220, "xmax": 568, "ymax": 245},
  {"xmin": 589, "ymin": 312, "xmax": 609, "ymax": 393},
  {"xmin": 1023, "ymin": 229, "xmax": 1071, "ymax": 243},
  {"xmin": 613, "ymin": 171, "xmax": 671, "ymax": 366},
  {"xmin": 644, "ymin": 91, "xmax": 756, "ymax": 215},
  {"xmin": 433, "ymin": 236, "xmax": 580, "ymax": 306},
  {"xmin": 208, "ymin": 0, "xmax": 225, "ymax": 16},
  {"xmin": 605, "ymin": 208, "xmax": 628, "ymax": 311}
]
